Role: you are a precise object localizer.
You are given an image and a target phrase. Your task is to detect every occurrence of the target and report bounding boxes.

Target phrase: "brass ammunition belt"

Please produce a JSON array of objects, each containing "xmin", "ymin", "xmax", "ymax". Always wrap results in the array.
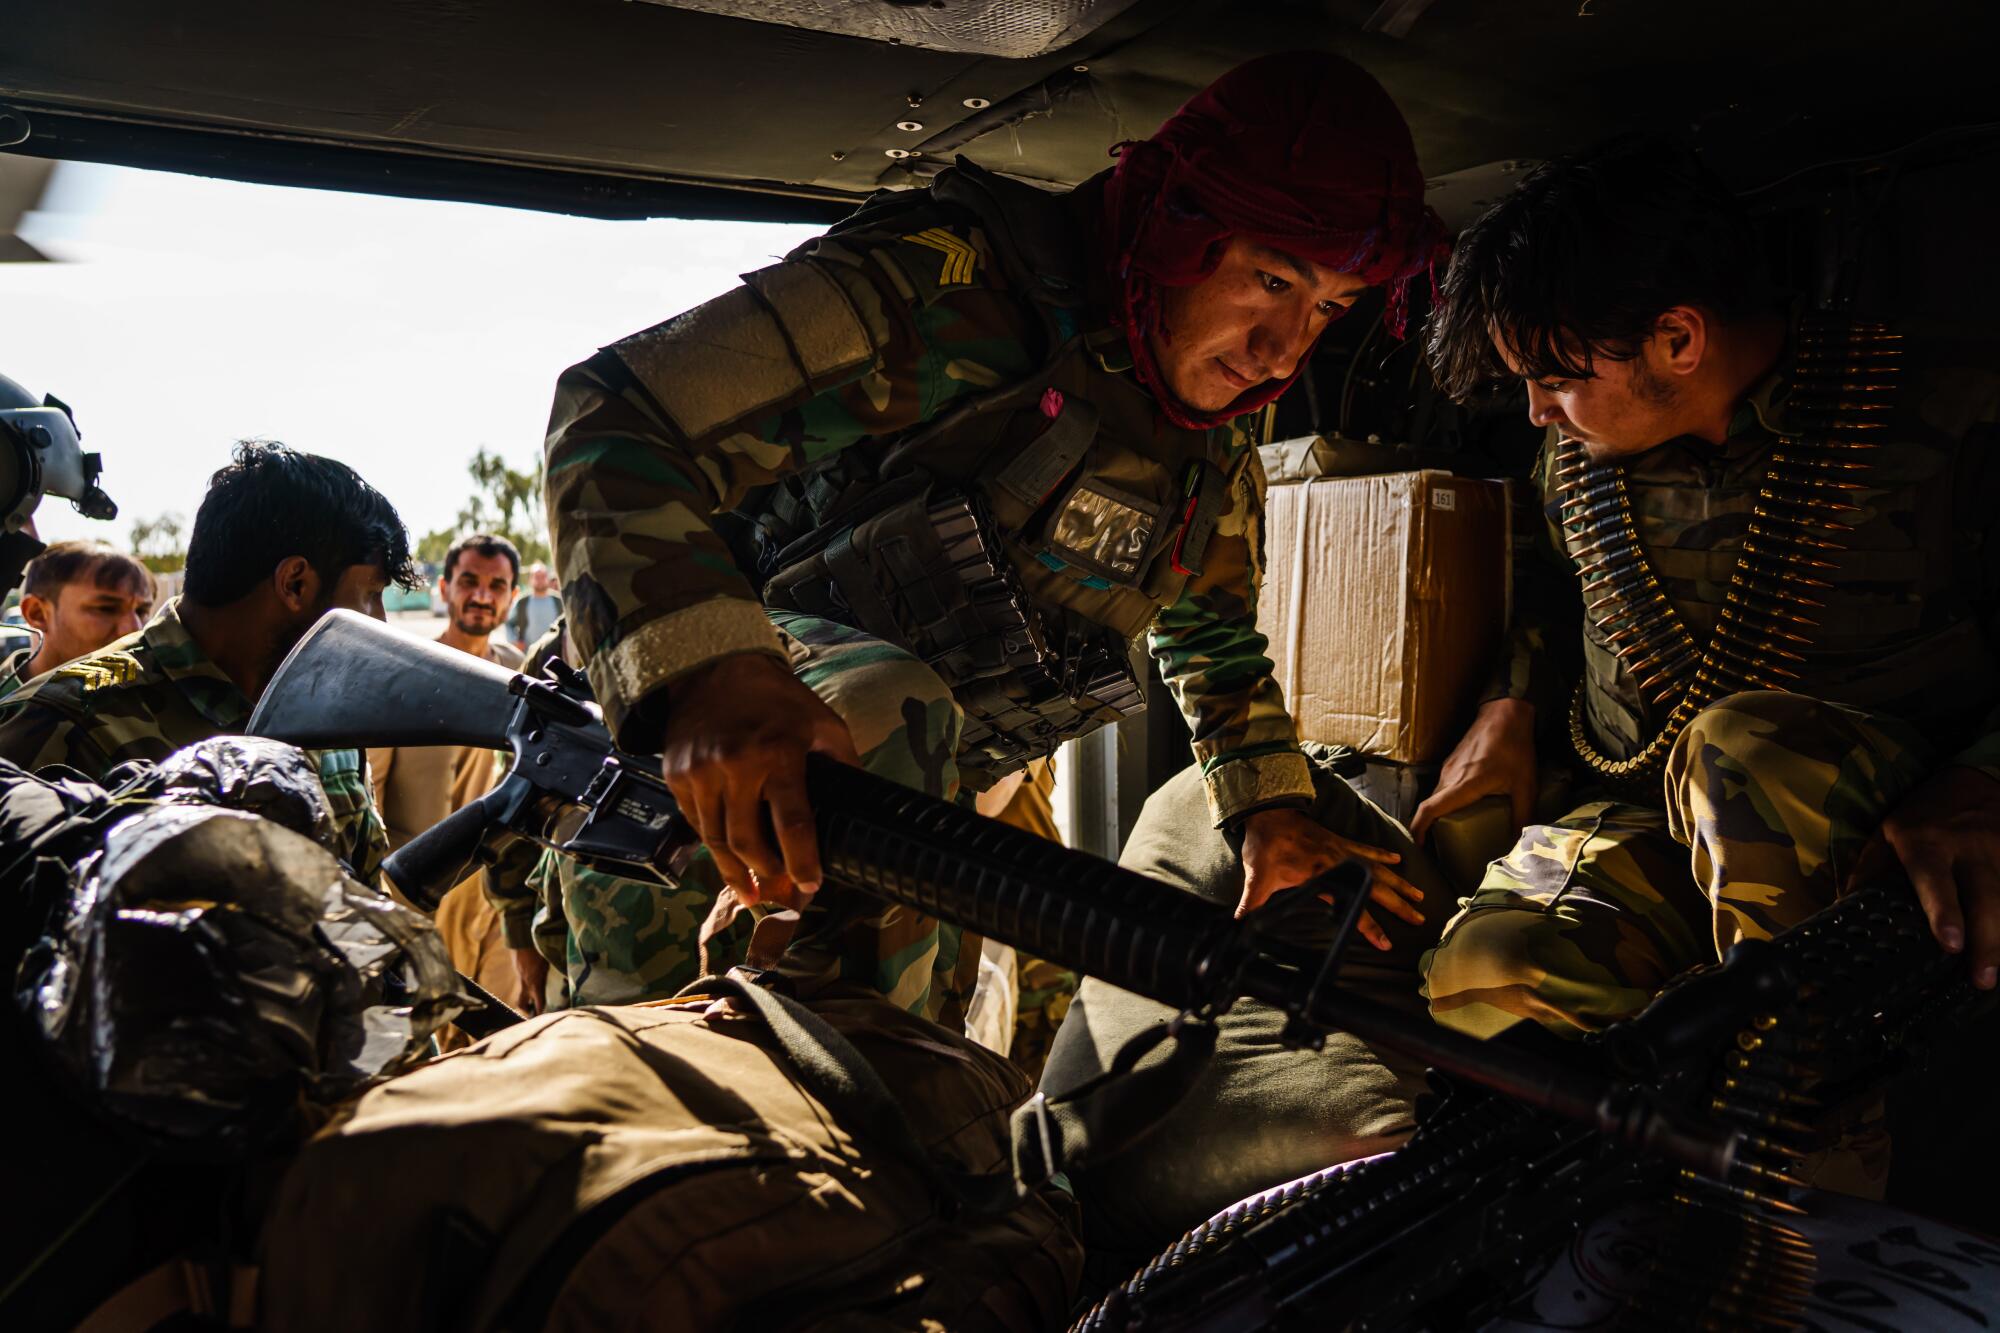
[{"xmin": 1563, "ymin": 317, "xmax": 1902, "ymax": 781}]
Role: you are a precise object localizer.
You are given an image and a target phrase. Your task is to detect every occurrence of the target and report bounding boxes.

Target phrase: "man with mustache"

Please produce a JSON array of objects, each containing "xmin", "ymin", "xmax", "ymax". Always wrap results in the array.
[
  {"xmin": 543, "ymin": 51, "xmax": 1448, "ymax": 1020},
  {"xmin": 368, "ymin": 532, "xmax": 526, "ymax": 1000}
]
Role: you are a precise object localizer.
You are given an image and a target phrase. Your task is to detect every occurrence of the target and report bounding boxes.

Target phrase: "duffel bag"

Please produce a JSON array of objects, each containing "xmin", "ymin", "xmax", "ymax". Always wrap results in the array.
[{"xmin": 258, "ymin": 981, "xmax": 1082, "ymax": 1331}]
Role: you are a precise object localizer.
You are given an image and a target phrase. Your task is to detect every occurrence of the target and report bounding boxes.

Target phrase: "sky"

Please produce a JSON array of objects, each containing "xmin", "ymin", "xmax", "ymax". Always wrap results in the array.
[{"xmin": 0, "ymin": 162, "xmax": 822, "ymax": 554}]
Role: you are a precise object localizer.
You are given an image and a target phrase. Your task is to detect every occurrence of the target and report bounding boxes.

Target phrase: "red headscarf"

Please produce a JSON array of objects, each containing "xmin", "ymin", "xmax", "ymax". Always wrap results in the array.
[{"xmin": 1095, "ymin": 51, "xmax": 1449, "ymax": 429}]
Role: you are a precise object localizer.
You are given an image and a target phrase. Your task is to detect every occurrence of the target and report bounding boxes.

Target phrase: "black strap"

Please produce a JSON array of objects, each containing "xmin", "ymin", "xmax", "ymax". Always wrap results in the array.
[
  {"xmin": 682, "ymin": 969, "xmax": 1019, "ymax": 1217},
  {"xmin": 1011, "ymin": 1012, "xmax": 1219, "ymax": 1189}
]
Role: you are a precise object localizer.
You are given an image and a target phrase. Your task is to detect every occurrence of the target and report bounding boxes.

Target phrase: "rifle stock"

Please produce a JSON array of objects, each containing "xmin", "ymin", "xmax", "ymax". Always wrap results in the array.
[
  {"xmin": 252, "ymin": 609, "xmax": 690, "ymax": 903},
  {"xmin": 247, "ymin": 609, "xmax": 521, "ymax": 750}
]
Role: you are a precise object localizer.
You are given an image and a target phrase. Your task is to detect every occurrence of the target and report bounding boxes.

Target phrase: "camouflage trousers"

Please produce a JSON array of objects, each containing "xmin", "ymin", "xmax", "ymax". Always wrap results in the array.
[
  {"xmin": 761, "ymin": 610, "xmax": 978, "ymax": 1024},
  {"xmin": 1420, "ymin": 690, "xmax": 1934, "ymax": 1041}
]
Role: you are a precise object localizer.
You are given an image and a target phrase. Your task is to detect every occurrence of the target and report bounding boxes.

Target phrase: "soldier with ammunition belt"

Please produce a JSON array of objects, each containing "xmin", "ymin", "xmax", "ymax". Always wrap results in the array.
[
  {"xmin": 541, "ymin": 52, "xmax": 1448, "ymax": 1019},
  {"xmin": 1416, "ymin": 138, "xmax": 2000, "ymax": 1104}
]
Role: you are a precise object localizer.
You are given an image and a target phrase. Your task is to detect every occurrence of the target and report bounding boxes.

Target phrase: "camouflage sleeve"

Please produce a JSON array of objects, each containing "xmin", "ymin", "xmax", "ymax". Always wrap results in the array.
[
  {"xmin": 1480, "ymin": 431, "xmax": 1581, "ymax": 715},
  {"xmin": 482, "ymin": 839, "xmax": 545, "ymax": 949},
  {"xmin": 314, "ymin": 747, "xmax": 388, "ymax": 888},
  {"xmin": 1148, "ymin": 444, "xmax": 1314, "ymax": 827},
  {"xmin": 0, "ymin": 700, "xmax": 113, "ymax": 777},
  {"xmin": 545, "ymin": 234, "xmax": 1036, "ymax": 749}
]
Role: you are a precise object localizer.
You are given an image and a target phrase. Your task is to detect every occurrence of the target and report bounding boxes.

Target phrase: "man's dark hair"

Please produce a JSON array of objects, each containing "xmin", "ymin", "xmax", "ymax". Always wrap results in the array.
[
  {"xmin": 443, "ymin": 532, "xmax": 522, "ymax": 585},
  {"xmin": 182, "ymin": 441, "xmax": 418, "ymax": 606},
  {"xmin": 1427, "ymin": 136, "xmax": 1780, "ymax": 401},
  {"xmin": 22, "ymin": 540, "xmax": 150, "ymax": 602}
]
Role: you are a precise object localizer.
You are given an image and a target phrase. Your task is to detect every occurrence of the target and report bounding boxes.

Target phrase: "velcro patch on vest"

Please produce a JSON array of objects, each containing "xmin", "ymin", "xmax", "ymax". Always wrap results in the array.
[
  {"xmin": 612, "ymin": 261, "xmax": 876, "ymax": 441},
  {"xmin": 56, "ymin": 651, "xmax": 142, "ymax": 695},
  {"xmin": 900, "ymin": 227, "xmax": 980, "ymax": 289},
  {"xmin": 992, "ymin": 391, "xmax": 1099, "ymax": 510}
]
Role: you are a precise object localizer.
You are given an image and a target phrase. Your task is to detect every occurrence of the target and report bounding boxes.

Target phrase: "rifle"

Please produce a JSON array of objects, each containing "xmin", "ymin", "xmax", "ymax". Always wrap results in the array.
[
  {"xmin": 248, "ymin": 612, "xmax": 1750, "ymax": 1187},
  {"xmin": 246, "ymin": 610, "xmax": 691, "ymax": 914},
  {"xmin": 1076, "ymin": 869, "xmax": 1995, "ymax": 1332}
]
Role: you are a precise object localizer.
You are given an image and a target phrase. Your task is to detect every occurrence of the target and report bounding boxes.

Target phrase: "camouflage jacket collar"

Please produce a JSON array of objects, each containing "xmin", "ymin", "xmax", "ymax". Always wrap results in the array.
[{"xmin": 141, "ymin": 597, "xmax": 254, "ymax": 732}]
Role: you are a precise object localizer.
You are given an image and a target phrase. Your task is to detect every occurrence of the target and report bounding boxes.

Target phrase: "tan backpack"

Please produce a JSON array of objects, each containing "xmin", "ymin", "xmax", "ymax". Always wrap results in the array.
[{"xmin": 257, "ymin": 979, "xmax": 1082, "ymax": 1332}]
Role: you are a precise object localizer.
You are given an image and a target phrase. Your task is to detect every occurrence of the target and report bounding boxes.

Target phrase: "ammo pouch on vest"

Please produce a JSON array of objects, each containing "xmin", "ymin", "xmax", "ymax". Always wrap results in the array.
[{"xmin": 761, "ymin": 480, "xmax": 1143, "ymax": 783}]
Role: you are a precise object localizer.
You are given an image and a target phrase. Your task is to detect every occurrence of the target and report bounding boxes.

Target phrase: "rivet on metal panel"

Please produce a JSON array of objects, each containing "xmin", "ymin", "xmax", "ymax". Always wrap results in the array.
[
  {"xmin": 896, "ymin": 120, "xmax": 924, "ymax": 132},
  {"xmin": 963, "ymin": 97, "xmax": 991, "ymax": 109},
  {"xmin": 885, "ymin": 148, "xmax": 913, "ymax": 159}
]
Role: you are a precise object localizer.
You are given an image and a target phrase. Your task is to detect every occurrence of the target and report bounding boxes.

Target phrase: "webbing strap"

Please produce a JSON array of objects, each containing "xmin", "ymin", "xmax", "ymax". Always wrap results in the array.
[
  {"xmin": 680, "ymin": 969, "xmax": 1222, "ymax": 1213},
  {"xmin": 683, "ymin": 970, "xmax": 1018, "ymax": 1217},
  {"xmin": 1011, "ymin": 1012, "xmax": 1219, "ymax": 1189}
]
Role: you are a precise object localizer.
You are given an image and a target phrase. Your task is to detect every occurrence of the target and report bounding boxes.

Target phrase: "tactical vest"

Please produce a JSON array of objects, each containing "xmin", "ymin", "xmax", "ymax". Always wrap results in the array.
[{"xmin": 738, "ymin": 163, "xmax": 1246, "ymax": 785}]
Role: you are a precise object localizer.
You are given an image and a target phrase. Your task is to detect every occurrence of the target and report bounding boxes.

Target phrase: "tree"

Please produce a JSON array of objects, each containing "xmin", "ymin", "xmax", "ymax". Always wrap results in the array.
[
  {"xmin": 419, "ymin": 448, "xmax": 550, "ymax": 570},
  {"xmin": 129, "ymin": 513, "xmax": 187, "ymax": 574}
]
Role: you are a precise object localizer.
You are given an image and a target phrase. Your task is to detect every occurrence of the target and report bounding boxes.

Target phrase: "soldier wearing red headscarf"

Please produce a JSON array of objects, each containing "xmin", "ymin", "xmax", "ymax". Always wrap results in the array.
[{"xmin": 537, "ymin": 53, "xmax": 1445, "ymax": 1021}]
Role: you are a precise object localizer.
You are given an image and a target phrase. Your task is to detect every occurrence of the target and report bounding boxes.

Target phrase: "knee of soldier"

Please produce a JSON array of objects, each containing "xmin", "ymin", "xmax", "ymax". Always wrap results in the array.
[
  {"xmin": 1420, "ymin": 907, "xmax": 1553, "ymax": 1039},
  {"xmin": 1669, "ymin": 690, "xmax": 1834, "ymax": 797},
  {"xmin": 1684, "ymin": 689, "xmax": 1822, "ymax": 751},
  {"xmin": 1423, "ymin": 903, "xmax": 1648, "ymax": 1040}
]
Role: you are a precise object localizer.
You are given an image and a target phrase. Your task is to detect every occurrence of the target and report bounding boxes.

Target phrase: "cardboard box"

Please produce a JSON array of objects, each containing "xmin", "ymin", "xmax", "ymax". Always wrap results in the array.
[{"xmin": 1257, "ymin": 469, "xmax": 1510, "ymax": 764}]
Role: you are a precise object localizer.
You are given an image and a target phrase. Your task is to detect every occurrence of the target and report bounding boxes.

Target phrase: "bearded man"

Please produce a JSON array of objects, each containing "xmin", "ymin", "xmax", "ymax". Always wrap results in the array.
[
  {"xmin": 368, "ymin": 532, "xmax": 526, "ymax": 999},
  {"xmin": 543, "ymin": 51, "xmax": 1447, "ymax": 1020}
]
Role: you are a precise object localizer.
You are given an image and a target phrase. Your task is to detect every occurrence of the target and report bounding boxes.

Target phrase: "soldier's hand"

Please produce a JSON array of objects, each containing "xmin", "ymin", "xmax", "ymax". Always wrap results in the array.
[
  {"xmin": 511, "ymin": 946, "xmax": 549, "ymax": 1016},
  {"xmin": 1238, "ymin": 807, "xmax": 1424, "ymax": 950},
  {"xmin": 661, "ymin": 651, "xmax": 862, "ymax": 908},
  {"xmin": 1864, "ymin": 765, "xmax": 2000, "ymax": 989},
  {"xmin": 1411, "ymin": 698, "xmax": 1537, "ymax": 846}
]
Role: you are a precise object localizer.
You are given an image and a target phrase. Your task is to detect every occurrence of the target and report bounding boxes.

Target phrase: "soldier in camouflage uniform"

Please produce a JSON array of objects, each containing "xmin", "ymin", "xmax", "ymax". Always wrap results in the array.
[
  {"xmin": 0, "ymin": 540, "xmax": 153, "ymax": 697},
  {"xmin": 1415, "ymin": 139, "xmax": 2000, "ymax": 1055},
  {"xmin": 0, "ymin": 443, "xmax": 419, "ymax": 883},
  {"xmin": 541, "ymin": 53, "xmax": 1447, "ymax": 1019}
]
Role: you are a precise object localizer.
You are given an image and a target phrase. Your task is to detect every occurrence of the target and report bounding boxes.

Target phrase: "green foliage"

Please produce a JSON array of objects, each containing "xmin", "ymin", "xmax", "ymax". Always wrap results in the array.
[
  {"xmin": 128, "ymin": 512, "xmax": 188, "ymax": 574},
  {"xmin": 418, "ymin": 448, "xmax": 550, "ymax": 571}
]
